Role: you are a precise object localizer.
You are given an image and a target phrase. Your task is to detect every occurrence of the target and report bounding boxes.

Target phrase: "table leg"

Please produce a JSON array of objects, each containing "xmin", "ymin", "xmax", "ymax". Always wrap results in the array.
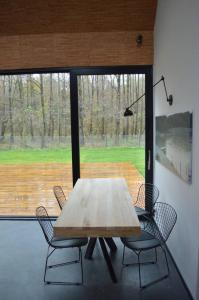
[
  {"xmin": 104, "ymin": 238, "xmax": 117, "ymax": 252},
  {"xmin": 85, "ymin": 238, "xmax": 97, "ymax": 259},
  {"xmin": 99, "ymin": 238, "xmax": 117, "ymax": 283}
]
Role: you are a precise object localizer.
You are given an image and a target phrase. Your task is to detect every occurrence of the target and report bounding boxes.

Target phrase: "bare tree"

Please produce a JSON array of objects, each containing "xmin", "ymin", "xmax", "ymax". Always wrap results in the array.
[
  {"xmin": 57, "ymin": 73, "xmax": 62, "ymax": 142},
  {"xmin": 40, "ymin": 74, "xmax": 46, "ymax": 148},
  {"xmin": 101, "ymin": 75, "xmax": 106, "ymax": 141},
  {"xmin": 8, "ymin": 76, "xmax": 14, "ymax": 145},
  {"xmin": 0, "ymin": 73, "xmax": 146, "ymax": 149},
  {"xmin": 48, "ymin": 73, "xmax": 54, "ymax": 139},
  {"xmin": 17, "ymin": 76, "xmax": 25, "ymax": 143},
  {"xmin": 78, "ymin": 77, "xmax": 85, "ymax": 145},
  {"xmin": 0, "ymin": 76, "xmax": 8, "ymax": 142},
  {"xmin": 26, "ymin": 74, "xmax": 34, "ymax": 141},
  {"xmin": 115, "ymin": 75, "xmax": 121, "ymax": 145}
]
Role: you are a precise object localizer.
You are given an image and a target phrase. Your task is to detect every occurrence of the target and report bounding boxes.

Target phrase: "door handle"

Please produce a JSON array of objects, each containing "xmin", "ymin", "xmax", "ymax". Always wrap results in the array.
[{"xmin": 148, "ymin": 150, "xmax": 151, "ymax": 171}]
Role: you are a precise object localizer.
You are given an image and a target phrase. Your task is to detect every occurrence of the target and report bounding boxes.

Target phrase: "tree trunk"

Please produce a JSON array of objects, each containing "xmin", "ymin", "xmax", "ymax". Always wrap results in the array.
[
  {"xmin": 40, "ymin": 74, "xmax": 46, "ymax": 148},
  {"xmin": 62, "ymin": 73, "xmax": 68, "ymax": 137},
  {"xmin": 28, "ymin": 74, "xmax": 34, "ymax": 141},
  {"xmin": 140, "ymin": 75, "xmax": 145, "ymax": 145},
  {"xmin": 115, "ymin": 75, "xmax": 121, "ymax": 146},
  {"xmin": 89, "ymin": 76, "xmax": 94, "ymax": 140},
  {"xmin": 101, "ymin": 75, "xmax": 105, "ymax": 142},
  {"xmin": 126, "ymin": 75, "xmax": 130, "ymax": 140},
  {"xmin": 0, "ymin": 76, "xmax": 8, "ymax": 142},
  {"xmin": 78, "ymin": 77, "xmax": 84, "ymax": 145},
  {"xmin": 57, "ymin": 73, "xmax": 61, "ymax": 143},
  {"xmin": 18, "ymin": 76, "xmax": 24, "ymax": 145},
  {"xmin": 48, "ymin": 73, "xmax": 53, "ymax": 139},
  {"xmin": 131, "ymin": 75, "xmax": 135, "ymax": 136},
  {"xmin": 122, "ymin": 74, "xmax": 126, "ymax": 138},
  {"xmin": 8, "ymin": 76, "xmax": 14, "ymax": 145},
  {"xmin": 110, "ymin": 76, "xmax": 114, "ymax": 141},
  {"xmin": 95, "ymin": 75, "xmax": 99, "ymax": 127}
]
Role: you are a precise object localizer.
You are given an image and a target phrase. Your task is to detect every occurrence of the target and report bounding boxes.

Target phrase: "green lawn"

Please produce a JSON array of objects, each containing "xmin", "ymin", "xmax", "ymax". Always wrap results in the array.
[{"xmin": 0, "ymin": 147, "xmax": 145, "ymax": 176}]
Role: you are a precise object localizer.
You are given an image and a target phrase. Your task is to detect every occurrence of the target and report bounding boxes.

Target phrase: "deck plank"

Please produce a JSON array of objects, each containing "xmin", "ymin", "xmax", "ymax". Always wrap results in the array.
[{"xmin": 0, "ymin": 162, "xmax": 144, "ymax": 216}]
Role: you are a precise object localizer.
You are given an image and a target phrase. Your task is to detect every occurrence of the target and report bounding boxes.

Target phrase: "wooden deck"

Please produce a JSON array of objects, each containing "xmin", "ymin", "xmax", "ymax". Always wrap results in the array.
[{"xmin": 0, "ymin": 162, "xmax": 144, "ymax": 216}]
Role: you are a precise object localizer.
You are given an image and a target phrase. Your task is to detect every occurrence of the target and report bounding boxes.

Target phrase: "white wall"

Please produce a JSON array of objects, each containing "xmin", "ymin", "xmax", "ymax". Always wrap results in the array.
[{"xmin": 154, "ymin": 1, "xmax": 199, "ymax": 299}]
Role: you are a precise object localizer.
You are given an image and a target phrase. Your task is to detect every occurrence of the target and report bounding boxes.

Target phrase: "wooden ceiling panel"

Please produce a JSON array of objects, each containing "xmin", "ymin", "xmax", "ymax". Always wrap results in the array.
[
  {"xmin": 0, "ymin": 0, "xmax": 157, "ymax": 36},
  {"xmin": 0, "ymin": 31, "xmax": 153, "ymax": 69}
]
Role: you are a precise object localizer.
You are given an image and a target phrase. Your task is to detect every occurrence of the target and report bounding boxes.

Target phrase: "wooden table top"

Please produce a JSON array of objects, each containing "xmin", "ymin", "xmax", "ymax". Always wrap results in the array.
[{"xmin": 54, "ymin": 178, "xmax": 140, "ymax": 238}]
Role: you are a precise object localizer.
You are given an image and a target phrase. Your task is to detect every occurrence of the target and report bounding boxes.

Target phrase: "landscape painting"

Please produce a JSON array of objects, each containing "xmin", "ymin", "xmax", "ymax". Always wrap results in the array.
[{"xmin": 156, "ymin": 111, "xmax": 192, "ymax": 184}]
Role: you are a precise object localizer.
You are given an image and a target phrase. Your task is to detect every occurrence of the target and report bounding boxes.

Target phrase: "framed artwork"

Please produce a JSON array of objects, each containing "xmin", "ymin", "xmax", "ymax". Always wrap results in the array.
[{"xmin": 156, "ymin": 111, "xmax": 192, "ymax": 184}]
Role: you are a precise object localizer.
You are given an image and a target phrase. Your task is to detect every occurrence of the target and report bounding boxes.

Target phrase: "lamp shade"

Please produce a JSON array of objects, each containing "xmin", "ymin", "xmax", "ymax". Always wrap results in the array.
[{"xmin": 124, "ymin": 108, "xmax": 133, "ymax": 117}]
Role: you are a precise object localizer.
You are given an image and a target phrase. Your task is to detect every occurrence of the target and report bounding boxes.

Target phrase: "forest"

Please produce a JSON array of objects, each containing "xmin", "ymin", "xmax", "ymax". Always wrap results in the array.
[{"xmin": 0, "ymin": 73, "xmax": 145, "ymax": 149}]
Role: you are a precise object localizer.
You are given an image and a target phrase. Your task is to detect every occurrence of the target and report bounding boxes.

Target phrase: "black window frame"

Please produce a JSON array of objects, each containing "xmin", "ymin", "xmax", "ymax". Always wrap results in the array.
[
  {"xmin": 70, "ymin": 65, "xmax": 153, "ymax": 186},
  {"xmin": 0, "ymin": 65, "xmax": 153, "ymax": 219}
]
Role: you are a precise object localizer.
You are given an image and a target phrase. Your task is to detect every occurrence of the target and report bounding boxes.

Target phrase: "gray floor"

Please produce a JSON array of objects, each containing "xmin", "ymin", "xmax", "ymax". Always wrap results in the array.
[{"xmin": 0, "ymin": 221, "xmax": 191, "ymax": 300}]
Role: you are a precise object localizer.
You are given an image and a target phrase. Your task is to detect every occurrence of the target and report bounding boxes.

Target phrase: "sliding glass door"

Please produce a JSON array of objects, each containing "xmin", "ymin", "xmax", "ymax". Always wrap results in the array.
[
  {"xmin": 70, "ymin": 67, "xmax": 153, "ymax": 204},
  {"xmin": 0, "ymin": 72, "xmax": 72, "ymax": 216},
  {"xmin": 0, "ymin": 66, "xmax": 153, "ymax": 217},
  {"xmin": 77, "ymin": 74, "xmax": 145, "ymax": 198}
]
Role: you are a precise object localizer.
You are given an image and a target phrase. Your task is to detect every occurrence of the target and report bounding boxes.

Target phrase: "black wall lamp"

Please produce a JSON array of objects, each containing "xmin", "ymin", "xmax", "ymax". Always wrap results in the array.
[
  {"xmin": 136, "ymin": 34, "xmax": 143, "ymax": 47},
  {"xmin": 124, "ymin": 76, "xmax": 173, "ymax": 117}
]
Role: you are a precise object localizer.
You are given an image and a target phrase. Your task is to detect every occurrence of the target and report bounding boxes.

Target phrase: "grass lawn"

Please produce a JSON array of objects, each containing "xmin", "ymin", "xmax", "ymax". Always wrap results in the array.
[{"xmin": 0, "ymin": 147, "xmax": 145, "ymax": 176}]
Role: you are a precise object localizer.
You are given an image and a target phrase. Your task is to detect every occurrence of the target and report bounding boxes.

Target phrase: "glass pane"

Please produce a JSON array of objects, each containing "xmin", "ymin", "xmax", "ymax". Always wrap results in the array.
[
  {"xmin": 78, "ymin": 74, "xmax": 145, "ymax": 200},
  {"xmin": 0, "ymin": 73, "xmax": 72, "ymax": 216}
]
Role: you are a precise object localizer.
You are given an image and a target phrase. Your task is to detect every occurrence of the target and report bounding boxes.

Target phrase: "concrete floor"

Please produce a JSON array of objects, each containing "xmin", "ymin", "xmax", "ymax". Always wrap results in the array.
[{"xmin": 0, "ymin": 221, "xmax": 191, "ymax": 300}]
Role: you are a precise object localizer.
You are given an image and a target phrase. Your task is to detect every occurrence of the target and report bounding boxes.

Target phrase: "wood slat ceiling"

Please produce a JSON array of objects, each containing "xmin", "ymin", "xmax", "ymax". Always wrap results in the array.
[{"xmin": 0, "ymin": 0, "xmax": 157, "ymax": 36}]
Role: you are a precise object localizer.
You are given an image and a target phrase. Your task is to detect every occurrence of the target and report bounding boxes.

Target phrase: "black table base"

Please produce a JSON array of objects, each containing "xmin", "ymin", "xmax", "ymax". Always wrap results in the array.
[{"xmin": 85, "ymin": 237, "xmax": 117, "ymax": 283}]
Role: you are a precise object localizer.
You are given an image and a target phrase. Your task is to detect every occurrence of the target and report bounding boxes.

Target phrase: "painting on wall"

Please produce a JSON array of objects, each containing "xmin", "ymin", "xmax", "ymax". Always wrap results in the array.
[{"xmin": 156, "ymin": 111, "xmax": 192, "ymax": 184}]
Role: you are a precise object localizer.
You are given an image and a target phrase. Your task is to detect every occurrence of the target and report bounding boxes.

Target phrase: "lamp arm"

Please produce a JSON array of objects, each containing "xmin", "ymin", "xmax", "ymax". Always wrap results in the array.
[
  {"xmin": 162, "ymin": 76, "xmax": 169, "ymax": 100},
  {"xmin": 127, "ymin": 91, "xmax": 146, "ymax": 110},
  {"xmin": 127, "ymin": 76, "xmax": 172, "ymax": 110}
]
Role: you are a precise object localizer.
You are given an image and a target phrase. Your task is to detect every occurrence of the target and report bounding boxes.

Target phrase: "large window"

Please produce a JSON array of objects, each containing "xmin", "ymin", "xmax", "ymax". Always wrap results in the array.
[
  {"xmin": 78, "ymin": 74, "xmax": 145, "ymax": 198},
  {"xmin": 0, "ymin": 67, "xmax": 153, "ymax": 217},
  {"xmin": 0, "ymin": 73, "xmax": 72, "ymax": 216}
]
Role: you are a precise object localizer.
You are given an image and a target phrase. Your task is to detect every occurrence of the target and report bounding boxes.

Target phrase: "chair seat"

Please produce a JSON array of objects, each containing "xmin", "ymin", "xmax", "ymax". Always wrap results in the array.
[
  {"xmin": 121, "ymin": 230, "xmax": 160, "ymax": 251},
  {"xmin": 135, "ymin": 206, "xmax": 150, "ymax": 217},
  {"xmin": 51, "ymin": 237, "xmax": 88, "ymax": 248}
]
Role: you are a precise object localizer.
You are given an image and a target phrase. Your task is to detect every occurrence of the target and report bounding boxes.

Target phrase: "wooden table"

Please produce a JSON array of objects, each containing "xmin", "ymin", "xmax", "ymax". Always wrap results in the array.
[{"xmin": 54, "ymin": 178, "xmax": 140, "ymax": 282}]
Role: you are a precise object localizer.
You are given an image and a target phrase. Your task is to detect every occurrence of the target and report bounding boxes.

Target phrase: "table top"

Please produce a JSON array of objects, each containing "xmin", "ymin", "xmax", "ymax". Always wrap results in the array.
[{"xmin": 54, "ymin": 178, "xmax": 140, "ymax": 238}]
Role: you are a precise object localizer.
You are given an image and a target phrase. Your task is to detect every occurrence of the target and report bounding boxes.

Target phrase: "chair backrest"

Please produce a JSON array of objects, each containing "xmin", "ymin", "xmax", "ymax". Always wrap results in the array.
[
  {"xmin": 36, "ymin": 206, "xmax": 53, "ymax": 245},
  {"xmin": 146, "ymin": 202, "xmax": 177, "ymax": 242},
  {"xmin": 136, "ymin": 183, "xmax": 159, "ymax": 213},
  {"xmin": 53, "ymin": 186, "xmax": 66, "ymax": 210}
]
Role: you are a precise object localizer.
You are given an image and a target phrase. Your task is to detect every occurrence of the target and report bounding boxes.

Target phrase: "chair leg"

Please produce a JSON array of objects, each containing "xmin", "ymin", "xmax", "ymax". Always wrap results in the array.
[
  {"xmin": 122, "ymin": 246, "xmax": 169, "ymax": 289},
  {"xmin": 154, "ymin": 247, "xmax": 158, "ymax": 263},
  {"xmin": 44, "ymin": 246, "xmax": 55, "ymax": 283},
  {"xmin": 48, "ymin": 259, "xmax": 80, "ymax": 269},
  {"xmin": 122, "ymin": 246, "xmax": 157, "ymax": 267},
  {"xmin": 162, "ymin": 246, "xmax": 169, "ymax": 276},
  {"xmin": 140, "ymin": 246, "xmax": 169, "ymax": 289},
  {"xmin": 44, "ymin": 246, "xmax": 84, "ymax": 285},
  {"xmin": 47, "ymin": 247, "xmax": 80, "ymax": 269},
  {"xmin": 138, "ymin": 251, "xmax": 142, "ymax": 289},
  {"xmin": 80, "ymin": 247, "xmax": 84, "ymax": 285},
  {"xmin": 122, "ymin": 245, "xmax": 126, "ymax": 266},
  {"xmin": 44, "ymin": 245, "xmax": 49, "ymax": 283}
]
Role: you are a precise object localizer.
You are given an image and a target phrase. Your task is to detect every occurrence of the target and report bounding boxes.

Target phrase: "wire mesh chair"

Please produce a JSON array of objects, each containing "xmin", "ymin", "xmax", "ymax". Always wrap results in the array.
[
  {"xmin": 134, "ymin": 183, "xmax": 160, "ymax": 219},
  {"xmin": 53, "ymin": 186, "xmax": 67, "ymax": 210},
  {"xmin": 121, "ymin": 202, "xmax": 177, "ymax": 288},
  {"xmin": 36, "ymin": 206, "xmax": 88, "ymax": 285}
]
